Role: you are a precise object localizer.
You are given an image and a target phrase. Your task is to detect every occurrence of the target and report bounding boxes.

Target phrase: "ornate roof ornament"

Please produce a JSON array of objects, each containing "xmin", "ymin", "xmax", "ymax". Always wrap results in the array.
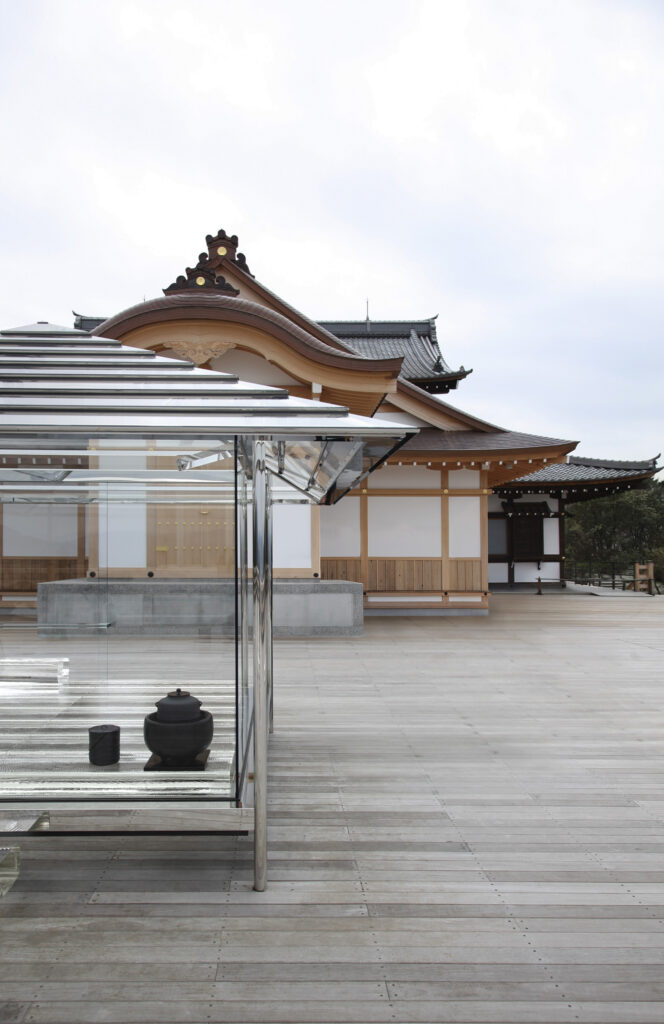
[
  {"xmin": 163, "ymin": 255, "xmax": 240, "ymax": 296},
  {"xmin": 163, "ymin": 228, "xmax": 255, "ymax": 295},
  {"xmin": 205, "ymin": 228, "xmax": 254, "ymax": 277}
]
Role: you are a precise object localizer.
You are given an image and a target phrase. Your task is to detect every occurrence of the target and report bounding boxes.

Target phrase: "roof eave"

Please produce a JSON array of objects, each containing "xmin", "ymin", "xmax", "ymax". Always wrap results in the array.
[
  {"xmin": 395, "ymin": 379, "xmax": 504, "ymax": 432},
  {"xmin": 99, "ymin": 295, "xmax": 405, "ymax": 378}
]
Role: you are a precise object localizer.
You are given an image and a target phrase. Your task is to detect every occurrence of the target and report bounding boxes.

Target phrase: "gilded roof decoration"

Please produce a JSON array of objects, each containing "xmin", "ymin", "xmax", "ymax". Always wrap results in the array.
[
  {"xmin": 204, "ymin": 228, "xmax": 253, "ymax": 276},
  {"xmin": 164, "ymin": 259, "xmax": 240, "ymax": 296}
]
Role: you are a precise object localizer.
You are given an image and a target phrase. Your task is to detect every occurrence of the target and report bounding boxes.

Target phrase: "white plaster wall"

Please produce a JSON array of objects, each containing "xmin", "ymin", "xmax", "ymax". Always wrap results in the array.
[
  {"xmin": 448, "ymin": 496, "xmax": 481, "ymax": 558},
  {"xmin": 94, "ymin": 451, "xmax": 148, "ymax": 568},
  {"xmin": 96, "ymin": 448, "xmax": 148, "ymax": 470},
  {"xmin": 448, "ymin": 469, "xmax": 480, "ymax": 489},
  {"xmin": 368, "ymin": 497, "xmax": 442, "ymax": 557},
  {"xmin": 273, "ymin": 504, "xmax": 312, "ymax": 568},
  {"xmin": 98, "ymin": 504, "xmax": 147, "ymax": 568},
  {"xmin": 514, "ymin": 562, "xmax": 560, "ymax": 583},
  {"xmin": 2, "ymin": 504, "xmax": 77, "ymax": 557},
  {"xmin": 368, "ymin": 465, "xmax": 439, "ymax": 489},
  {"xmin": 543, "ymin": 518, "xmax": 560, "ymax": 556},
  {"xmin": 488, "ymin": 563, "xmax": 509, "ymax": 583},
  {"xmin": 514, "ymin": 562, "xmax": 539, "ymax": 583},
  {"xmin": 210, "ymin": 349, "xmax": 299, "ymax": 386},
  {"xmin": 320, "ymin": 497, "xmax": 360, "ymax": 557},
  {"xmin": 372, "ymin": 409, "xmax": 433, "ymax": 427}
]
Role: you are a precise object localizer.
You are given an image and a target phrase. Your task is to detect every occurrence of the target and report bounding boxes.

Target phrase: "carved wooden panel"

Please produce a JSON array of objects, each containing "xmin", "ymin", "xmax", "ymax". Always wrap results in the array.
[
  {"xmin": 449, "ymin": 559, "xmax": 482, "ymax": 591},
  {"xmin": 0, "ymin": 557, "xmax": 81, "ymax": 593}
]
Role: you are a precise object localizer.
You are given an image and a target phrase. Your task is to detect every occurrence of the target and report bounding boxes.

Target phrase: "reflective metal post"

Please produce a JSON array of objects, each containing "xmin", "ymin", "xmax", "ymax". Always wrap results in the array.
[
  {"xmin": 266, "ymin": 480, "xmax": 274, "ymax": 736},
  {"xmin": 252, "ymin": 439, "xmax": 270, "ymax": 891},
  {"xmin": 238, "ymin": 443, "xmax": 249, "ymax": 800}
]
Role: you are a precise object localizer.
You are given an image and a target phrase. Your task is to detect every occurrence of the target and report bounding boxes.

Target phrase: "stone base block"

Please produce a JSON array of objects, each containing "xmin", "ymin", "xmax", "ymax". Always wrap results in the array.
[{"xmin": 38, "ymin": 578, "xmax": 363, "ymax": 638}]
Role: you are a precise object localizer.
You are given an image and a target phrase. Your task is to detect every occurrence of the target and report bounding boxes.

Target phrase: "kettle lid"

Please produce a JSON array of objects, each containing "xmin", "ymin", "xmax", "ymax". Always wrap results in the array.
[{"xmin": 155, "ymin": 687, "xmax": 202, "ymax": 722}]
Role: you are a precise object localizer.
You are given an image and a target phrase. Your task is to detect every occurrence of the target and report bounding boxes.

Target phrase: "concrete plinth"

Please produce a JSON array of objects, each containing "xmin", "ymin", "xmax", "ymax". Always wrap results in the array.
[{"xmin": 37, "ymin": 578, "xmax": 363, "ymax": 638}]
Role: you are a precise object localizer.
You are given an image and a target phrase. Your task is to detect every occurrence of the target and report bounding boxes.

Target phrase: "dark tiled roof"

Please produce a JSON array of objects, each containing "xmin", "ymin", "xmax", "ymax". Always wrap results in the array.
[
  {"xmin": 508, "ymin": 458, "xmax": 659, "ymax": 486},
  {"xmin": 401, "ymin": 429, "xmax": 574, "ymax": 453},
  {"xmin": 569, "ymin": 455, "xmax": 659, "ymax": 472},
  {"xmin": 72, "ymin": 313, "xmax": 106, "ymax": 332},
  {"xmin": 319, "ymin": 319, "xmax": 469, "ymax": 393}
]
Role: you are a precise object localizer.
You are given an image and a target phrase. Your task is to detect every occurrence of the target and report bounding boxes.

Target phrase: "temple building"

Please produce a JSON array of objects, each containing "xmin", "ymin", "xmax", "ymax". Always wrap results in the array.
[
  {"xmin": 83, "ymin": 228, "xmax": 582, "ymax": 615},
  {"xmin": 491, "ymin": 456, "xmax": 660, "ymax": 586},
  {"xmin": 5, "ymin": 227, "xmax": 657, "ymax": 617},
  {"xmin": 0, "ymin": 229, "xmax": 658, "ymax": 888}
]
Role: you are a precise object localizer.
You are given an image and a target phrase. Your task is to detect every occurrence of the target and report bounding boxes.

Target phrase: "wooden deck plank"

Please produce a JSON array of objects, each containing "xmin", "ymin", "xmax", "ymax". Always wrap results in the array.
[{"xmin": 1, "ymin": 595, "xmax": 664, "ymax": 1022}]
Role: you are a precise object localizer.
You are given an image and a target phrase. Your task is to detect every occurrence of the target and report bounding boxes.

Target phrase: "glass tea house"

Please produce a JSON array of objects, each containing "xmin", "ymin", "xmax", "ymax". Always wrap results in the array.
[{"xmin": 0, "ymin": 322, "xmax": 410, "ymax": 889}]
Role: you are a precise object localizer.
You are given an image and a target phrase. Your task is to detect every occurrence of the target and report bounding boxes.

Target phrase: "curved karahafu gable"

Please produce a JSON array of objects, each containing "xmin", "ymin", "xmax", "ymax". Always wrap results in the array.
[{"xmin": 99, "ymin": 293, "xmax": 404, "ymax": 419}]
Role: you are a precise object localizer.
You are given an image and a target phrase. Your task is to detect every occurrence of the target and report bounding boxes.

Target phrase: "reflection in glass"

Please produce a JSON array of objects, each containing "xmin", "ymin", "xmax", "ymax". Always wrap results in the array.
[{"xmin": 0, "ymin": 437, "xmax": 239, "ymax": 810}]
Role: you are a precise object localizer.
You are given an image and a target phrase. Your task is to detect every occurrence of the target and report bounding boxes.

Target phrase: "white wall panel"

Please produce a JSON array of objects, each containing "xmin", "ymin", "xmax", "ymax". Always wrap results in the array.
[
  {"xmin": 488, "ymin": 563, "xmax": 509, "ymax": 583},
  {"xmin": 448, "ymin": 496, "xmax": 481, "ymax": 557},
  {"xmin": 368, "ymin": 465, "xmax": 439, "ymax": 489},
  {"xmin": 98, "ymin": 504, "xmax": 146, "ymax": 568},
  {"xmin": 368, "ymin": 497, "xmax": 441, "ymax": 557},
  {"xmin": 210, "ymin": 349, "xmax": 298, "ymax": 386},
  {"xmin": 543, "ymin": 518, "xmax": 560, "ymax": 555},
  {"xmin": 448, "ymin": 469, "xmax": 480, "ymax": 489},
  {"xmin": 3, "ymin": 505, "xmax": 77, "ymax": 557},
  {"xmin": 513, "ymin": 562, "xmax": 560, "ymax": 583},
  {"xmin": 273, "ymin": 504, "xmax": 312, "ymax": 567},
  {"xmin": 320, "ymin": 498, "xmax": 360, "ymax": 557}
]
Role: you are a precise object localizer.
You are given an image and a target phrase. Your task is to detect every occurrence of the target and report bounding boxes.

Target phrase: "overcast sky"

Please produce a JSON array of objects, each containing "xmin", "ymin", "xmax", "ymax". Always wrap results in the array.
[{"xmin": 1, "ymin": 0, "xmax": 662, "ymax": 462}]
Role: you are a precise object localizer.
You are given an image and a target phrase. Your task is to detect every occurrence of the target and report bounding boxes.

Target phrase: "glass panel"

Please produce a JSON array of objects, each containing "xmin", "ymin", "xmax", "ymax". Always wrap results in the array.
[
  {"xmin": 0, "ymin": 436, "xmax": 239, "ymax": 819},
  {"xmin": 262, "ymin": 436, "xmax": 407, "ymax": 505}
]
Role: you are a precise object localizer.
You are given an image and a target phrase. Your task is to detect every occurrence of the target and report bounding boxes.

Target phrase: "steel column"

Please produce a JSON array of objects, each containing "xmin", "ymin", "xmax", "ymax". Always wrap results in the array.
[{"xmin": 252, "ymin": 440, "xmax": 271, "ymax": 892}]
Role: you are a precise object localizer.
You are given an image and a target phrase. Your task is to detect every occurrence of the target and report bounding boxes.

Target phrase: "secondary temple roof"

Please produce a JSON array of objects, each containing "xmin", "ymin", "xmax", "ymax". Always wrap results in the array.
[
  {"xmin": 401, "ymin": 428, "xmax": 574, "ymax": 456},
  {"xmin": 320, "ymin": 319, "xmax": 470, "ymax": 394},
  {"xmin": 496, "ymin": 454, "xmax": 660, "ymax": 499}
]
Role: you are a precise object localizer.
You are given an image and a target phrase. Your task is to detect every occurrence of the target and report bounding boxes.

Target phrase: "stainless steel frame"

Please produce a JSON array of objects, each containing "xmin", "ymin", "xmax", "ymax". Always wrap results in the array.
[{"xmin": 252, "ymin": 440, "xmax": 270, "ymax": 892}]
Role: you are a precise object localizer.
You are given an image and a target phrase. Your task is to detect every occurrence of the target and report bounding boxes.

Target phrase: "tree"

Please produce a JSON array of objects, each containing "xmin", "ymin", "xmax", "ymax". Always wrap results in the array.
[{"xmin": 566, "ymin": 480, "xmax": 664, "ymax": 579}]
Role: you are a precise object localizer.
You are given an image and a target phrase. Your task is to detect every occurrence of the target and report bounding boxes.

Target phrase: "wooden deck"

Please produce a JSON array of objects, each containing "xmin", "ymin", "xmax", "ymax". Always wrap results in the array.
[{"xmin": 1, "ymin": 593, "xmax": 664, "ymax": 1023}]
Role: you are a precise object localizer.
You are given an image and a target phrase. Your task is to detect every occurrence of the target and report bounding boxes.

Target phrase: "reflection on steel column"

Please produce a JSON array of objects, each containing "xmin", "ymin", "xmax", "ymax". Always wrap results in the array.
[
  {"xmin": 267, "ymin": 470, "xmax": 274, "ymax": 737},
  {"xmin": 252, "ymin": 439, "xmax": 270, "ymax": 892}
]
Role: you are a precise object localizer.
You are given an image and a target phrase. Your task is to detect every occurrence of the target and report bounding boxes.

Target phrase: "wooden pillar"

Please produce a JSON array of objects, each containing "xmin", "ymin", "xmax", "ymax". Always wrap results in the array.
[
  {"xmin": 360, "ymin": 492, "xmax": 368, "ymax": 595},
  {"xmin": 558, "ymin": 496, "xmax": 566, "ymax": 587}
]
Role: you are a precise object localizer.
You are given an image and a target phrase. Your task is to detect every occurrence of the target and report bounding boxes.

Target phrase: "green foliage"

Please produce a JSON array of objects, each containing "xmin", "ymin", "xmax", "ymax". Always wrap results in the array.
[{"xmin": 566, "ymin": 481, "xmax": 664, "ymax": 576}]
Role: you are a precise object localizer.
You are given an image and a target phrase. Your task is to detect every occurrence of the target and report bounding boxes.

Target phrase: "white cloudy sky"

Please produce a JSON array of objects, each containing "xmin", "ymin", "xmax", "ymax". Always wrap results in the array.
[{"xmin": 0, "ymin": 0, "xmax": 662, "ymax": 461}]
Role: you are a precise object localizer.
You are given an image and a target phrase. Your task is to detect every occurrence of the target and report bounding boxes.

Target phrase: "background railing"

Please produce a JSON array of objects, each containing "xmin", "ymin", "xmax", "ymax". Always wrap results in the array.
[{"xmin": 563, "ymin": 560, "xmax": 659, "ymax": 594}]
